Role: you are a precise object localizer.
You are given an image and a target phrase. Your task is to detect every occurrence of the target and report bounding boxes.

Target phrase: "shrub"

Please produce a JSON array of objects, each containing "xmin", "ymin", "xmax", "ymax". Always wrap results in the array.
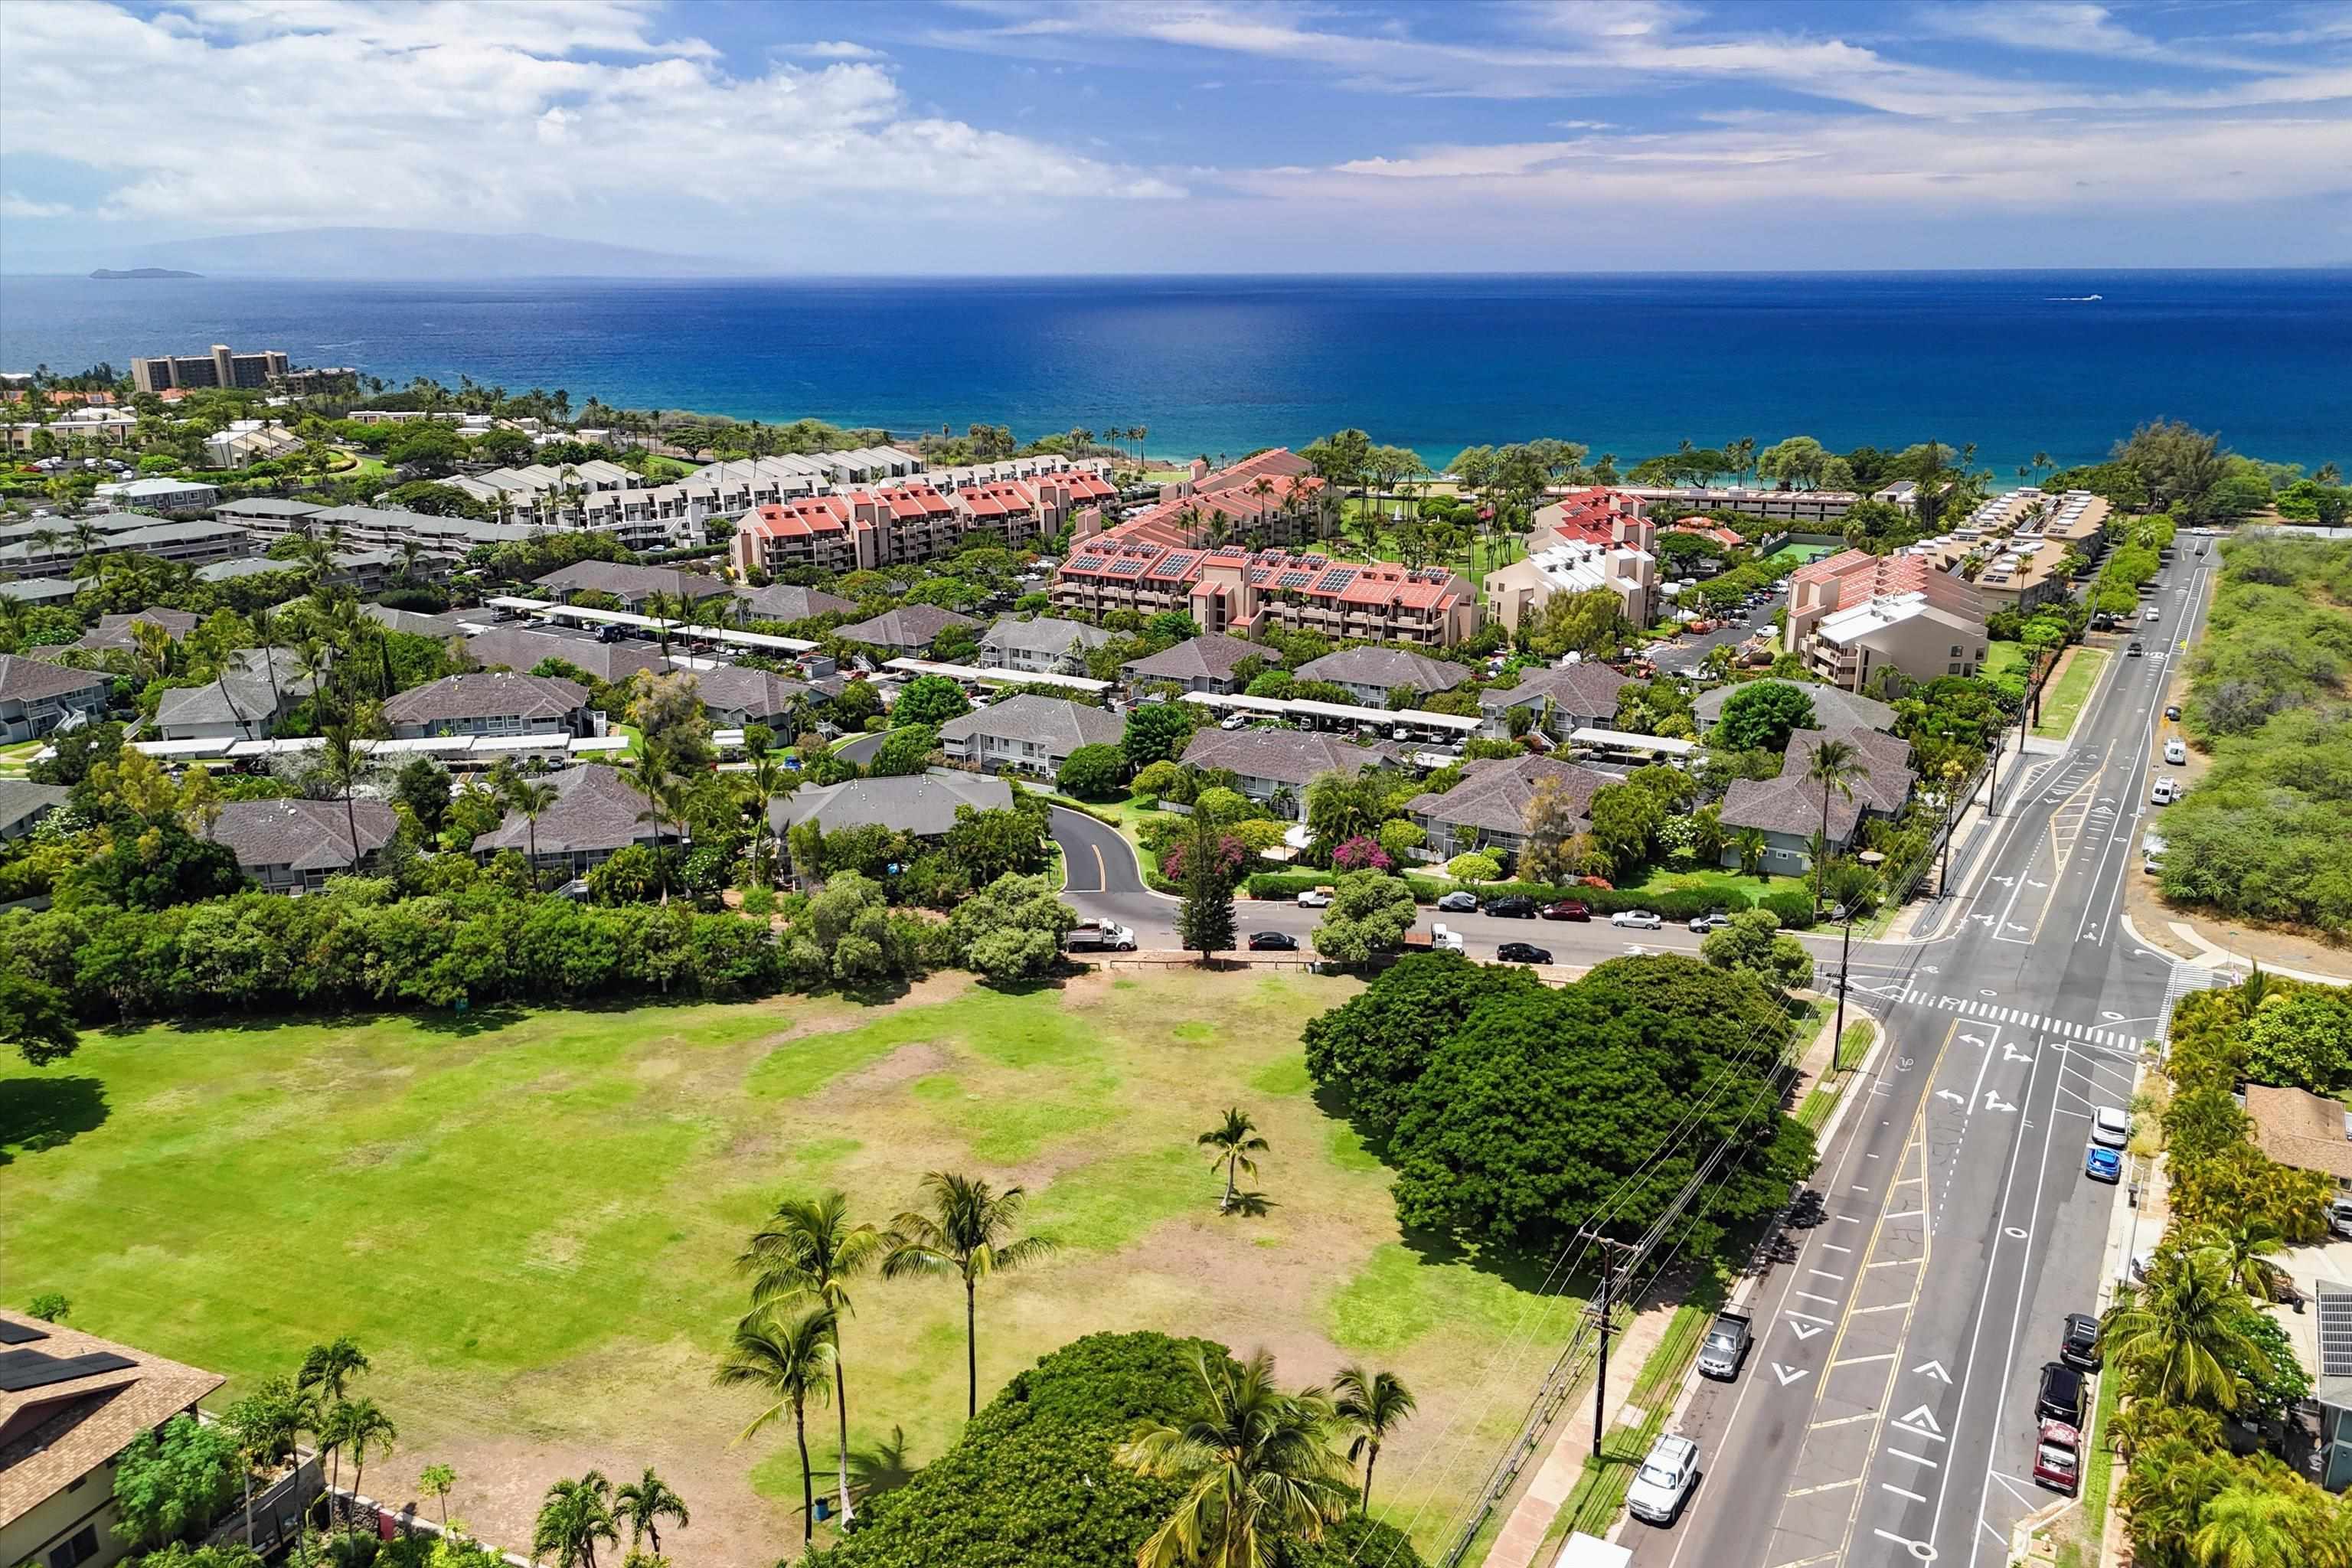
[{"xmin": 1760, "ymin": 889, "xmax": 1818, "ymax": 929}]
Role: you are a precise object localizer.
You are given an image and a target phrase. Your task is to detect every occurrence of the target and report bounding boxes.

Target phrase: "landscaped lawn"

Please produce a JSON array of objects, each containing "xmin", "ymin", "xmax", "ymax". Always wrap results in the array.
[
  {"xmin": 1981, "ymin": 639, "xmax": 2029, "ymax": 683},
  {"xmin": 2032, "ymin": 646, "xmax": 2108, "ymax": 738},
  {"xmin": 4, "ymin": 971, "xmax": 1576, "ymax": 1566},
  {"xmin": 1609, "ymin": 864, "xmax": 1788, "ymax": 910}
]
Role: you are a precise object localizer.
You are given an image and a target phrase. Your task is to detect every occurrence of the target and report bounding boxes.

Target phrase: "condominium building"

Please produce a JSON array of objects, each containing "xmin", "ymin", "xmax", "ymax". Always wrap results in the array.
[
  {"xmin": 130, "ymin": 345, "xmax": 289, "ymax": 394},
  {"xmin": 1785, "ymin": 549, "xmax": 1988, "ymax": 691},
  {"xmin": 202, "ymin": 421, "xmax": 305, "ymax": 469},
  {"xmin": 2, "ymin": 407, "xmax": 141, "ymax": 449},
  {"xmin": 1054, "ymin": 541, "xmax": 1476, "ymax": 648},
  {"xmin": 93, "ymin": 477, "xmax": 219, "ymax": 515},
  {"xmin": 1094, "ymin": 449, "xmax": 1331, "ymax": 551},
  {"xmin": 1619, "ymin": 485, "xmax": 1864, "ymax": 524},
  {"xmin": 1527, "ymin": 487, "xmax": 1647, "ymax": 549},
  {"xmin": 213, "ymin": 501, "xmax": 538, "ymax": 558},
  {"xmin": 1483, "ymin": 514, "xmax": 1659, "ymax": 635},
  {"xmin": 0, "ymin": 515, "xmax": 252, "ymax": 575}
]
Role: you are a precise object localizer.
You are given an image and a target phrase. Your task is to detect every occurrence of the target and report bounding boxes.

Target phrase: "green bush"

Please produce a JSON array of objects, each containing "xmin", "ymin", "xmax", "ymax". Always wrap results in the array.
[{"xmin": 1760, "ymin": 889, "xmax": 1818, "ymax": 929}]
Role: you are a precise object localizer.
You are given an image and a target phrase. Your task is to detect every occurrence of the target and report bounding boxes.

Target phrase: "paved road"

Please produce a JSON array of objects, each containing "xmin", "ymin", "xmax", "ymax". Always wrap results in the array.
[
  {"xmin": 835, "ymin": 731, "xmax": 886, "ymax": 766},
  {"xmin": 1651, "ymin": 585, "xmax": 1785, "ymax": 675},
  {"xmin": 1632, "ymin": 550, "xmax": 2219, "ymax": 1568}
]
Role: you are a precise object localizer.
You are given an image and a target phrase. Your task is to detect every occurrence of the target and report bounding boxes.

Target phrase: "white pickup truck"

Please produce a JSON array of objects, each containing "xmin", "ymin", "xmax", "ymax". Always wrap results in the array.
[{"xmin": 1064, "ymin": 921, "xmax": 1138, "ymax": 952}]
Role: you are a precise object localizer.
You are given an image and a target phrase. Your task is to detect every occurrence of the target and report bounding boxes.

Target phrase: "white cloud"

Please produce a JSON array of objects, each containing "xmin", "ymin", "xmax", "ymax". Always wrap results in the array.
[
  {"xmin": 0, "ymin": 0, "xmax": 1180, "ymax": 256},
  {"xmin": 2, "ymin": 191, "xmax": 76, "ymax": 218},
  {"xmin": 771, "ymin": 39, "xmax": 887, "ymax": 60}
]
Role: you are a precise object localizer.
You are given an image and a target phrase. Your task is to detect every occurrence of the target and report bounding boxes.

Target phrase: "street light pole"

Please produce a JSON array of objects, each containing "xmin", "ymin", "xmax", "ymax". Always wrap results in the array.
[{"xmin": 1831, "ymin": 902, "xmax": 1852, "ymax": 1086}]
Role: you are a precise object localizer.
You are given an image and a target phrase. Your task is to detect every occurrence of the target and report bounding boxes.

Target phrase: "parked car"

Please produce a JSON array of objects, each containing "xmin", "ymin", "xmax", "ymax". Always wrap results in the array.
[
  {"xmin": 2333, "ymin": 1196, "xmax": 2352, "ymax": 1240},
  {"xmin": 1482, "ymin": 895, "xmax": 1540, "ymax": 919},
  {"xmin": 2084, "ymin": 1145, "xmax": 2122, "ymax": 1184},
  {"xmin": 1295, "ymin": 887, "xmax": 1334, "ymax": 909},
  {"xmin": 2033, "ymin": 1419, "xmax": 2082, "ymax": 1494},
  {"xmin": 1496, "ymin": 942, "xmax": 1553, "ymax": 965},
  {"xmin": 1611, "ymin": 910, "xmax": 1664, "ymax": 929},
  {"xmin": 1220, "ymin": 712, "xmax": 1249, "ymax": 730},
  {"xmin": 1248, "ymin": 930, "xmax": 1300, "ymax": 952},
  {"xmin": 2145, "ymin": 606, "xmax": 2161, "ymax": 622},
  {"xmin": 1540, "ymin": 900, "xmax": 1592, "ymax": 922},
  {"xmin": 2151, "ymin": 777, "xmax": 2178, "ymax": 805},
  {"xmin": 1064, "ymin": 921, "xmax": 1138, "ymax": 952},
  {"xmin": 2164, "ymin": 738, "xmax": 2187, "ymax": 764},
  {"xmin": 1688, "ymin": 911, "xmax": 1735, "ymax": 934},
  {"xmin": 2091, "ymin": 1106, "xmax": 2131, "ymax": 1147},
  {"xmin": 2061, "ymin": 1312, "xmax": 2102, "ymax": 1370},
  {"xmin": 2165, "ymin": 703, "xmax": 2182, "ymax": 720},
  {"xmin": 1436, "ymin": 890, "xmax": 1479, "ymax": 913},
  {"xmin": 1696, "ymin": 1312, "xmax": 1753, "ymax": 1381},
  {"xmin": 2037, "ymin": 1361, "xmax": 2087, "ymax": 1427},
  {"xmin": 1625, "ymin": 1434, "xmax": 1700, "ymax": 1526}
]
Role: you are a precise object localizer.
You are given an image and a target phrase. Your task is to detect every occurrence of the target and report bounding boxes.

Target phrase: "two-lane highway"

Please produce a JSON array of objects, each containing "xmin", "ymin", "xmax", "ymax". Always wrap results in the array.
[{"xmin": 1638, "ymin": 547, "xmax": 2218, "ymax": 1568}]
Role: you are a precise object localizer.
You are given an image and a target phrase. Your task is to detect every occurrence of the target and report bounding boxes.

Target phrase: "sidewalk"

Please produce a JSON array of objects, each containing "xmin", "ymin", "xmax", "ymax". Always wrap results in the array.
[{"xmin": 2118, "ymin": 911, "xmax": 2350, "ymax": 985}]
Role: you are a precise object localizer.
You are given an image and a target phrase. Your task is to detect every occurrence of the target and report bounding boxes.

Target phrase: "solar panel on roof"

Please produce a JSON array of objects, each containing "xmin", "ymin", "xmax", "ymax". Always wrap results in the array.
[
  {"xmin": 2320, "ymin": 1287, "xmax": 2352, "ymax": 1379},
  {"xmin": 1279, "ymin": 570, "xmax": 1314, "ymax": 589},
  {"xmin": 0, "ymin": 1349, "xmax": 139, "ymax": 1392},
  {"xmin": 0, "ymin": 1320, "xmax": 51, "ymax": 1345},
  {"xmin": 1313, "ymin": 569, "xmax": 1357, "ymax": 593}
]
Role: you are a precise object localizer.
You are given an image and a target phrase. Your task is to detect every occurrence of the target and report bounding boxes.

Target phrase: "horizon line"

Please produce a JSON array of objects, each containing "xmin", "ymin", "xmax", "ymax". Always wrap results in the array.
[{"xmin": 5, "ymin": 263, "xmax": 2350, "ymax": 284}]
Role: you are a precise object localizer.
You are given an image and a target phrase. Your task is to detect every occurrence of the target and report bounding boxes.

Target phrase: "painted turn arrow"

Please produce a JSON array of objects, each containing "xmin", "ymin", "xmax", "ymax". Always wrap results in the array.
[
  {"xmin": 1936, "ymin": 1089, "xmax": 1965, "ymax": 1105},
  {"xmin": 1772, "ymin": 1363, "xmax": 1809, "ymax": 1387}
]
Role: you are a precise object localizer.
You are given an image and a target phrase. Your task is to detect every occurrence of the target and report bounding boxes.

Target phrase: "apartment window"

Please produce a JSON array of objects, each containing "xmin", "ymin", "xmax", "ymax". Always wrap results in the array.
[
  {"xmin": 1950, "ymin": 645, "xmax": 1963, "ymax": 657},
  {"xmin": 1949, "ymin": 662, "xmax": 1964, "ymax": 675},
  {"xmin": 52, "ymin": 1525, "xmax": 101, "ymax": 1568}
]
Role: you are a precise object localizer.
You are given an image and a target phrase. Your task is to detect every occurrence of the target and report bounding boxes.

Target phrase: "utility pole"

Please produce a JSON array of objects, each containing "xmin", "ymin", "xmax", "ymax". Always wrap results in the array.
[{"xmin": 1580, "ymin": 1232, "xmax": 1641, "ymax": 1459}]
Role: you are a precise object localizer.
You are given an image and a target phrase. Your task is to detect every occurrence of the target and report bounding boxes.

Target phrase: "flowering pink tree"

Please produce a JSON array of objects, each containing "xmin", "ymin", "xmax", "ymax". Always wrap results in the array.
[
  {"xmin": 1331, "ymin": 835, "xmax": 1393, "ymax": 873},
  {"xmin": 1162, "ymin": 832, "xmax": 1247, "ymax": 883}
]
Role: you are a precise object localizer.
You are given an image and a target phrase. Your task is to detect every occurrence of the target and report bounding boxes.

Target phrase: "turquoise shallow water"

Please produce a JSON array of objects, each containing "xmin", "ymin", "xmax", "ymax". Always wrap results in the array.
[{"xmin": 3, "ymin": 270, "xmax": 2344, "ymax": 476}]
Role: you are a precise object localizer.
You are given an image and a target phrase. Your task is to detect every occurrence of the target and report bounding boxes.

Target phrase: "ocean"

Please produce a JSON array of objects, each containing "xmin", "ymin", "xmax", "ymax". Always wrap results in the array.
[{"xmin": 2, "ymin": 270, "xmax": 2344, "ymax": 479}]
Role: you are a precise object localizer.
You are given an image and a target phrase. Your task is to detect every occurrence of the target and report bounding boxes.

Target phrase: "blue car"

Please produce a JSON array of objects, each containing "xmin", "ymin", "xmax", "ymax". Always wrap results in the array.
[{"xmin": 2084, "ymin": 1145, "xmax": 2122, "ymax": 1184}]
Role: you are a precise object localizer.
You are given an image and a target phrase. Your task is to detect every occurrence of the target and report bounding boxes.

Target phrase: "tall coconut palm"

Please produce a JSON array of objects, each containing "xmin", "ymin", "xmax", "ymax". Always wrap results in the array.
[
  {"xmin": 714, "ymin": 1305, "xmax": 838, "ymax": 1553},
  {"xmin": 1198, "ymin": 1108, "xmax": 1269, "ymax": 1215},
  {"xmin": 744, "ymin": 754, "xmax": 791, "ymax": 887},
  {"xmin": 1802, "ymin": 737, "xmax": 1868, "ymax": 906},
  {"xmin": 882, "ymin": 1173, "xmax": 1057, "ymax": 1419},
  {"xmin": 341, "ymin": 1399, "xmax": 396, "ymax": 1508},
  {"xmin": 626, "ymin": 759, "xmax": 692, "ymax": 905},
  {"xmin": 1118, "ymin": 1348, "xmax": 1354, "ymax": 1568},
  {"xmin": 2099, "ymin": 1246, "xmax": 2267, "ymax": 1410},
  {"xmin": 1331, "ymin": 1364, "xmax": 1416, "ymax": 1511},
  {"xmin": 503, "ymin": 776, "xmax": 560, "ymax": 890},
  {"xmin": 2190, "ymin": 1481, "xmax": 2309, "ymax": 1568},
  {"xmin": 533, "ymin": 1471, "xmax": 620, "ymax": 1568},
  {"xmin": 612, "ymin": 1468, "xmax": 689, "ymax": 1557},
  {"xmin": 740, "ymin": 1192, "xmax": 881, "ymax": 1524}
]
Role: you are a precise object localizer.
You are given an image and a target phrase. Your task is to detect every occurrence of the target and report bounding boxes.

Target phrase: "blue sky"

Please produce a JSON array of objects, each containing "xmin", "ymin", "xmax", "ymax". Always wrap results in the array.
[{"xmin": 2, "ymin": 1, "xmax": 2347, "ymax": 271}]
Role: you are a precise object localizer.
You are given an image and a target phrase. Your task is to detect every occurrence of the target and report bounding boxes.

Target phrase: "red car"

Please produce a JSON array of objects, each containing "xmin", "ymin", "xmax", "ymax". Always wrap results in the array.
[
  {"xmin": 2031, "ymin": 1420, "xmax": 2081, "ymax": 1494},
  {"xmin": 1540, "ymin": 900, "xmax": 1592, "ymax": 922}
]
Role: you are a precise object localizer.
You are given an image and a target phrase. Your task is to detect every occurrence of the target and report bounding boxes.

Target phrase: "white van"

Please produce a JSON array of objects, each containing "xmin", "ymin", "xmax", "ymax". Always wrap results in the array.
[
  {"xmin": 2164, "ymin": 739, "xmax": 2187, "ymax": 764},
  {"xmin": 2151, "ymin": 778, "xmax": 2179, "ymax": 805}
]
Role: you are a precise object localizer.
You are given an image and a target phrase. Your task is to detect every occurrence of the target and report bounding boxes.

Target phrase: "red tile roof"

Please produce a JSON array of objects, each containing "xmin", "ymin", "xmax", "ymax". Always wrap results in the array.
[{"xmin": 743, "ymin": 498, "xmax": 850, "ymax": 539}]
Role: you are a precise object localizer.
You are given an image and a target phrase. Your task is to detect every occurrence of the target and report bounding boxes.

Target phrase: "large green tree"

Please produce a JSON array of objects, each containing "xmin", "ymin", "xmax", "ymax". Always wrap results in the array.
[
  {"xmin": 1302, "ymin": 952, "xmax": 1541, "ymax": 1140},
  {"xmin": 1175, "ymin": 809, "xmax": 1237, "ymax": 962},
  {"xmin": 1713, "ymin": 681, "xmax": 1818, "ymax": 753},
  {"xmin": 1308, "ymin": 871, "xmax": 1419, "ymax": 966}
]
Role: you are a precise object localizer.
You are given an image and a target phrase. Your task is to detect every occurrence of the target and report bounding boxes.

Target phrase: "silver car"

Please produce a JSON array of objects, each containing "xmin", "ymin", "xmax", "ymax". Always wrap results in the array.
[{"xmin": 1611, "ymin": 910, "xmax": 1664, "ymax": 930}]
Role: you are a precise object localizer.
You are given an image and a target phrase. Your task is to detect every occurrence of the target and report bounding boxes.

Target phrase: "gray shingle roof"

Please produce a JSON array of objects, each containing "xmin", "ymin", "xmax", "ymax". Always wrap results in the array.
[
  {"xmin": 938, "ymin": 694, "xmax": 1121, "ymax": 752},
  {"xmin": 1407, "ymin": 756, "xmax": 1612, "ymax": 836},
  {"xmin": 772, "ymin": 771, "xmax": 1014, "ymax": 837},
  {"xmin": 364, "ymin": 604, "xmax": 475, "ymax": 639},
  {"xmin": 73, "ymin": 608, "xmax": 201, "ymax": 652},
  {"xmin": 383, "ymin": 670, "xmax": 586, "ymax": 725},
  {"xmin": 1179, "ymin": 727, "xmax": 1384, "ymax": 789},
  {"xmin": 1694, "ymin": 680, "xmax": 1896, "ymax": 735},
  {"xmin": 0, "ymin": 653, "xmax": 109, "ymax": 703},
  {"xmin": 837, "ymin": 605, "xmax": 979, "ymax": 649},
  {"xmin": 1720, "ymin": 773, "xmax": 1866, "ymax": 842},
  {"xmin": 0, "ymin": 779, "xmax": 68, "ymax": 835},
  {"xmin": 1780, "ymin": 727, "xmax": 1916, "ymax": 815},
  {"xmin": 534, "ymin": 561, "xmax": 730, "ymax": 603},
  {"xmin": 737, "ymin": 583, "xmax": 856, "ymax": 622},
  {"xmin": 1294, "ymin": 647, "xmax": 1472, "ymax": 694},
  {"xmin": 476, "ymin": 764, "xmax": 661, "ymax": 857},
  {"xmin": 0, "ymin": 577, "xmax": 80, "ymax": 604},
  {"xmin": 1478, "ymin": 663, "xmax": 1632, "ymax": 720},
  {"xmin": 211, "ymin": 798, "xmax": 398, "ymax": 874},
  {"xmin": 684, "ymin": 665, "xmax": 817, "ymax": 721},
  {"xmin": 155, "ymin": 675, "xmax": 281, "ymax": 729},
  {"xmin": 980, "ymin": 616, "xmax": 1112, "ymax": 656},
  {"xmin": 1122, "ymin": 634, "xmax": 1263, "ymax": 683}
]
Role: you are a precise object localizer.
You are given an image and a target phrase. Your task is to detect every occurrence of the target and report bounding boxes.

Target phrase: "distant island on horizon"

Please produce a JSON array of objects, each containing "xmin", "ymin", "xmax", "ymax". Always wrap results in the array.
[{"xmin": 89, "ymin": 266, "xmax": 202, "ymax": 280}]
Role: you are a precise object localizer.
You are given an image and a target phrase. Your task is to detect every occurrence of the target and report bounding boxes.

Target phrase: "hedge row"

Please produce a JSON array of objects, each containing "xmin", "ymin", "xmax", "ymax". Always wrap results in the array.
[{"xmin": 1240, "ymin": 870, "xmax": 1819, "ymax": 928}]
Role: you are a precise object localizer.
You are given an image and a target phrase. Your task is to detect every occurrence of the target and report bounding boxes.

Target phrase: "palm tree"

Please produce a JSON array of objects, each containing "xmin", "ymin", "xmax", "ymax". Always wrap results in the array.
[
  {"xmin": 320, "ymin": 714, "xmax": 369, "ymax": 864},
  {"xmin": 2202, "ymin": 1217, "xmax": 2288, "ymax": 1304},
  {"xmin": 642, "ymin": 590, "xmax": 681, "ymax": 662},
  {"xmin": 612, "ymin": 1468, "xmax": 689, "ymax": 1557},
  {"xmin": 740, "ymin": 1192, "xmax": 881, "ymax": 1525},
  {"xmin": 2237, "ymin": 962, "xmax": 2273, "ymax": 1018},
  {"xmin": 341, "ymin": 1399, "xmax": 396, "ymax": 1508},
  {"xmin": 299, "ymin": 1335, "xmax": 370, "ymax": 1404},
  {"xmin": 1198, "ymin": 1108, "xmax": 1269, "ymax": 1215},
  {"xmin": 882, "ymin": 1172, "xmax": 1057, "ymax": 1419},
  {"xmin": 418, "ymin": 1464, "xmax": 456, "ymax": 1529},
  {"xmin": 626, "ymin": 760, "xmax": 693, "ymax": 905},
  {"xmin": 2190, "ymin": 1481, "xmax": 2308, "ymax": 1568},
  {"xmin": 504, "ymin": 776, "xmax": 560, "ymax": 890},
  {"xmin": 533, "ymin": 1472, "xmax": 620, "ymax": 1568},
  {"xmin": 316, "ymin": 1402, "xmax": 356, "ymax": 1516},
  {"xmin": 1803, "ymin": 737, "xmax": 1868, "ymax": 907},
  {"xmin": 744, "ymin": 754, "xmax": 791, "ymax": 887},
  {"xmin": 1734, "ymin": 827, "xmax": 1768, "ymax": 879},
  {"xmin": 714, "ymin": 1305, "xmax": 838, "ymax": 1553},
  {"xmin": 1118, "ymin": 1348, "xmax": 1354, "ymax": 1568},
  {"xmin": 2099, "ymin": 1245, "xmax": 2267, "ymax": 1410},
  {"xmin": 1330, "ymin": 1364, "xmax": 1415, "ymax": 1511}
]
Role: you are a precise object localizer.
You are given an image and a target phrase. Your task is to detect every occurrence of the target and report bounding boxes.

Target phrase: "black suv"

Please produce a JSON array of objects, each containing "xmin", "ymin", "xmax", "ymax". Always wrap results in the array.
[
  {"xmin": 2037, "ymin": 1361, "xmax": 2086, "ymax": 1426},
  {"xmin": 1481, "ymin": 895, "xmax": 1540, "ymax": 919},
  {"xmin": 2060, "ymin": 1313, "xmax": 2101, "ymax": 1370}
]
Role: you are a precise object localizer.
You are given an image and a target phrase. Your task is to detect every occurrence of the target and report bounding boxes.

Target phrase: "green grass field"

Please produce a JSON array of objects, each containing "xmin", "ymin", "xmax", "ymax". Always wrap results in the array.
[
  {"xmin": 4, "ymin": 971, "xmax": 1577, "ymax": 1564},
  {"xmin": 2032, "ymin": 647, "xmax": 2108, "ymax": 739},
  {"xmin": 1981, "ymin": 640, "xmax": 2029, "ymax": 683},
  {"xmin": 1610, "ymin": 865, "xmax": 1785, "ymax": 910},
  {"xmin": 1761, "ymin": 544, "xmax": 1838, "ymax": 567}
]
